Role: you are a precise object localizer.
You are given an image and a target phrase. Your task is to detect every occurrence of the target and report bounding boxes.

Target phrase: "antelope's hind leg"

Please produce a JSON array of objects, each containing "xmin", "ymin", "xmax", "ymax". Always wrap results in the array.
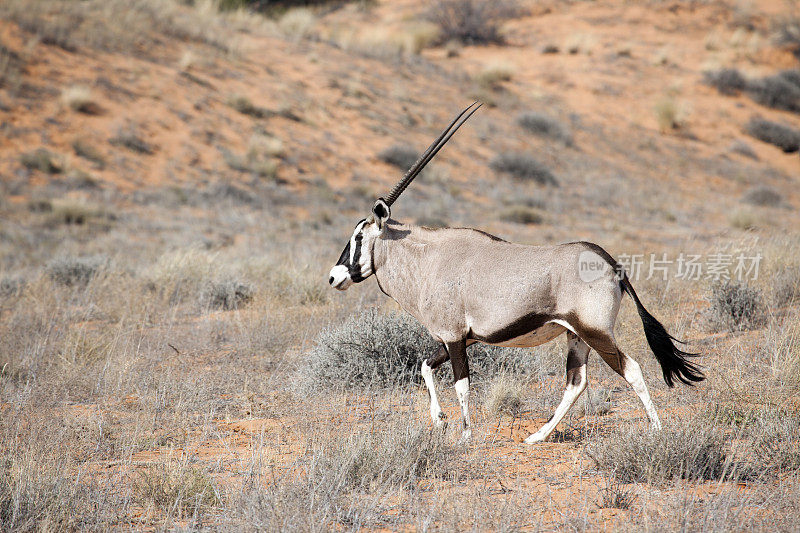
[
  {"xmin": 422, "ymin": 344, "xmax": 450, "ymax": 428},
  {"xmin": 525, "ymin": 332, "xmax": 590, "ymax": 444},
  {"xmin": 576, "ymin": 327, "xmax": 661, "ymax": 430}
]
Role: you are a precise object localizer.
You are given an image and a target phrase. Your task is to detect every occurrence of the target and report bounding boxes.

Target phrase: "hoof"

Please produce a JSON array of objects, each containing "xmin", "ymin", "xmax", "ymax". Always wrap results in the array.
[
  {"xmin": 524, "ymin": 432, "xmax": 547, "ymax": 444},
  {"xmin": 432, "ymin": 411, "xmax": 447, "ymax": 429}
]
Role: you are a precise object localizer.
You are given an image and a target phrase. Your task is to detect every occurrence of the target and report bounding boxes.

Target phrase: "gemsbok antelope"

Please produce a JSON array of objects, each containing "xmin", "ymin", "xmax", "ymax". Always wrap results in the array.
[{"xmin": 328, "ymin": 102, "xmax": 704, "ymax": 443}]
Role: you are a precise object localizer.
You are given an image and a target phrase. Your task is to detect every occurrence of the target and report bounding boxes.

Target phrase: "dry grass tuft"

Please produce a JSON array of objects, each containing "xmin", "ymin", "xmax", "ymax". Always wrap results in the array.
[
  {"xmin": 707, "ymin": 280, "xmax": 765, "ymax": 332},
  {"xmin": 485, "ymin": 374, "xmax": 526, "ymax": 417},
  {"xmin": 61, "ymin": 85, "xmax": 99, "ymax": 114},
  {"xmin": 134, "ymin": 463, "xmax": 220, "ymax": 518},
  {"xmin": 473, "ymin": 62, "xmax": 514, "ymax": 89}
]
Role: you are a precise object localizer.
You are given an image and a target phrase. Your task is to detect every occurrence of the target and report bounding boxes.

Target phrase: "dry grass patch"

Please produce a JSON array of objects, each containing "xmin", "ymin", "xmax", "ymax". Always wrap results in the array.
[{"xmin": 133, "ymin": 463, "xmax": 220, "ymax": 519}]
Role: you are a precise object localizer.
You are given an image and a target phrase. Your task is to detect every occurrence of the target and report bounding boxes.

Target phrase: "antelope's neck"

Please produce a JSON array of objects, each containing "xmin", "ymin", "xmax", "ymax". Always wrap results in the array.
[{"xmin": 372, "ymin": 224, "xmax": 427, "ymax": 317}]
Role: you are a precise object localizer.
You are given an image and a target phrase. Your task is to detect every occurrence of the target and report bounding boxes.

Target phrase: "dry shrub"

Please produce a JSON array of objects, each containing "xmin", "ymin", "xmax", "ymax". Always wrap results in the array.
[
  {"xmin": 72, "ymin": 139, "xmax": 106, "ymax": 169},
  {"xmin": 378, "ymin": 144, "xmax": 419, "ymax": 170},
  {"xmin": 489, "ymin": 153, "xmax": 558, "ymax": 186},
  {"xmin": 728, "ymin": 139, "xmax": 758, "ymax": 160},
  {"xmin": 46, "ymin": 256, "xmax": 106, "ymax": 287},
  {"xmin": 227, "ymin": 94, "xmax": 272, "ymax": 119},
  {"xmin": 706, "ymin": 280, "xmax": 765, "ymax": 332},
  {"xmin": 499, "ymin": 205, "xmax": 544, "ymax": 225},
  {"xmin": 201, "ymin": 279, "xmax": 254, "ymax": 310},
  {"xmin": 299, "ymin": 309, "xmax": 536, "ymax": 392},
  {"xmin": 589, "ymin": 418, "xmax": 730, "ymax": 483},
  {"xmin": 426, "ymin": 0, "xmax": 522, "ymax": 45},
  {"xmin": 748, "ymin": 74, "xmax": 800, "ymax": 113},
  {"xmin": 704, "ymin": 68, "xmax": 748, "ymax": 95},
  {"xmin": 745, "ymin": 117, "xmax": 800, "ymax": 153},
  {"xmin": 516, "ymin": 111, "xmax": 573, "ymax": 146},
  {"xmin": 109, "ymin": 125, "xmax": 154, "ymax": 155},
  {"xmin": 20, "ymin": 149, "xmax": 63, "ymax": 174},
  {"xmin": 741, "ymin": 186, "xmax": 782, "ymax": 207}
]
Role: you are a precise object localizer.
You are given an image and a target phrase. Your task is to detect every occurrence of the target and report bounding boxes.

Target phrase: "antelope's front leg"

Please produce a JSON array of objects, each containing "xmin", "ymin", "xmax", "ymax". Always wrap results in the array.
[
  {"xmin": 422, "ymin": 344, "xmax": 450, "ymax": 428},
  {"xmin": 447, "ymin": 340, "xmax": 471, "ymax": 442}
]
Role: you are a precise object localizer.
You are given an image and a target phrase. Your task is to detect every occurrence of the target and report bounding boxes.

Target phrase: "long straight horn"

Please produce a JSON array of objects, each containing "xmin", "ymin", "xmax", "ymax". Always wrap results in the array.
[{"xmin": 383, "ymin": 101, "xmax": 482, "ymax": 207}]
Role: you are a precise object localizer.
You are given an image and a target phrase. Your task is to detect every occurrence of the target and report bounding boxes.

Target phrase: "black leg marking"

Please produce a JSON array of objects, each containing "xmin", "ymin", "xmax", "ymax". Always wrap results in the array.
[
  {"xmin": 447, "ymin": 340, "xmax": 469, "ymax": 383},
  {"xmin": 426, "ymin": 343, "xmax": 450, "ymax": 370}
]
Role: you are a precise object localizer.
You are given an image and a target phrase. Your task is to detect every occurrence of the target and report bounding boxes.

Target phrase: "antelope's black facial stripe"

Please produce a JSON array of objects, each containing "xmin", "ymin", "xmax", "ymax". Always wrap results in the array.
[
  {"xmin": 349, "ymin": 227, "xmax": 365, "ymax": 281},
  {"xmin": 334, "ymin": 219, "xmax": 369, "ymax": 282}
]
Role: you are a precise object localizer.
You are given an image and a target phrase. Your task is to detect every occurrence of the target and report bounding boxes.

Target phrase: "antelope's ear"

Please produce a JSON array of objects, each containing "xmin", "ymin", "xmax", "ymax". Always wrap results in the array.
[{"xmin": 372, "ymin": 198, "xmax": 390, "ymax": 229}]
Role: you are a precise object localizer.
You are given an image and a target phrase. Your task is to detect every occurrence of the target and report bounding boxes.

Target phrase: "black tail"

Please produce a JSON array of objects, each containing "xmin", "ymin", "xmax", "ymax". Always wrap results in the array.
[{"xmin": 620, "ymin": 275, "xmax": 705, "ymax": 387}]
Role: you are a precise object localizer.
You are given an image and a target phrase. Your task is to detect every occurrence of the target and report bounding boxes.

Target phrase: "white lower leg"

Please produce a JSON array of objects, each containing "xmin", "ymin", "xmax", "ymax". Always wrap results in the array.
[
  {"xmin": 454, "ymin": 377, "xmax": 471, "ymax": 441},
  {"xmin": 623, "ymin": 359, "xmax": 661, "ymax": 430},
  {"xmin": 421, "ymin": 361, "xmax": 445, "ymax": 427},
  {"xmin": 525, "ymin": 365, "xmax": 587, "ymax": 444}
]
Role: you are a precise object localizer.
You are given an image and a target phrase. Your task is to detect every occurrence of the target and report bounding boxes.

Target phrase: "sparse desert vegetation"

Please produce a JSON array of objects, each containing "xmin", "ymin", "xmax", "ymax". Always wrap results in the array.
[{"xmin": 1, "ymin": 0, "xmax": 799, "ymax": 530}]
